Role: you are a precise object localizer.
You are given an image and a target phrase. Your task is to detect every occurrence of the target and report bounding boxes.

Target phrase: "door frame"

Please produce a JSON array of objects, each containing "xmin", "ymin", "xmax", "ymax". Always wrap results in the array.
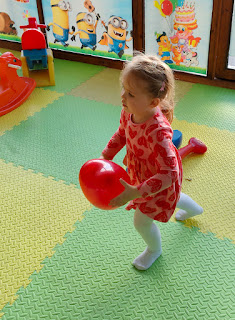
[{"xmin": 215, "ymin": 0, "xmax": 235, "ymax": 81}]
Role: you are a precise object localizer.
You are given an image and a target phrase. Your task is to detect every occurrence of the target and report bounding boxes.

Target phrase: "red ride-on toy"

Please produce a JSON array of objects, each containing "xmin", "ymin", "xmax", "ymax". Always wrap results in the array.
[{"xmin": 0, "ymin": 52, "xmax": 36, "ymax": 117}]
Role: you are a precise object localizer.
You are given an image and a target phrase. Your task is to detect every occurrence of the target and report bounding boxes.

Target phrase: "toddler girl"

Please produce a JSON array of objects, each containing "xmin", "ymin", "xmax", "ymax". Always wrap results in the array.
[{"xmin": 100, "ymin": 53, "xmax": 203, "ymax": 270}]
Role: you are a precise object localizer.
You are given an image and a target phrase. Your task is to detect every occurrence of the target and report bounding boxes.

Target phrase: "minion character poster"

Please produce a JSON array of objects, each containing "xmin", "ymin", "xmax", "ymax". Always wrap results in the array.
[
  {"xmin": 145, "ymin": 0, "xmax": 213, "ymax": 75},
  {"xmin": 41, "ymin": 0, "xmax": 133, "ymax": 60}
]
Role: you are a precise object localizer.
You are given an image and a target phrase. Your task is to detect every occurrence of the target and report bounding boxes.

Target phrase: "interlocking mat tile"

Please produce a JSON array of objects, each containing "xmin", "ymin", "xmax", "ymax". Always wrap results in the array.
[
  {"xmin": 47, "ymin": 59, "xmax": 104, "ymax": 94},
  {"xmin": 171, "ymin": 119, "xmax": 235, "ymax": 242},
  {"xmin": 0, "ymin": 96, "xmax": 125, "ymax": 185},
  {"xmin": 1, "ymin": 208, "xmax": 235, "ymax": 320},
  {"xmin": 174, "ymin": 84, "xmax": 235, "ymax": 132},
  {"xmin": 68, "ymin": 69, "xmax": 194, "ymax": 107},
  {"xmin": 0, "ymin": 89, "xmax": 63, "ymax": 136},
  {"xmin": 175, "ymin": 80, "xmax": 194, "ymax": 104},
  {"xmin": 0, "ymin": 159, "xmax": 92, "ymax": 312},
  {"xmin": 68, "ymin": 68, "xmax": 122, "ymax": 106}
]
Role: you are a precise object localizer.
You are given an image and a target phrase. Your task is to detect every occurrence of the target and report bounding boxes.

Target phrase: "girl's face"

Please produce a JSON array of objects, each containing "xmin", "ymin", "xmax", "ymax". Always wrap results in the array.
[{"xmin": 121, "ymin": 71, "xmax": 159, "ymax": 123}]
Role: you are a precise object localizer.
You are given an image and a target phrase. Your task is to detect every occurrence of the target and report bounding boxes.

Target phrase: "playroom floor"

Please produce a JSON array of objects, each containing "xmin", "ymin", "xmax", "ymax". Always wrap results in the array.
[{"xmin": 0, "ymin": 49, "xmax": 235, "ymax": 320}]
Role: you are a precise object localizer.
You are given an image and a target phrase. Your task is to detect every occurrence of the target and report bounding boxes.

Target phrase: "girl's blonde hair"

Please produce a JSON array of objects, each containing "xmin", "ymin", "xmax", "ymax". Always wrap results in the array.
[{"xmin": 122, "ymin": 52, "xmax": 175, "ymax": 123}]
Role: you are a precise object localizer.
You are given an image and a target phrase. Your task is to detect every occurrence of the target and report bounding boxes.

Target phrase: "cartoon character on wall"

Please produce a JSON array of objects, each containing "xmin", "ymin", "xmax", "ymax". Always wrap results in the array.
[
  {"xmin": 99, "ymin": 16, "xmax": 132, "ymax": 58},
  {"xmin": 172, "ymin": 44, "xmax": 184, "ymax": 65},
  {"xmin": 183, "ymin": 50, "xmax": 198, "ymax": 67},
  {"xmin": 183, "ymin": 36, "xmax": 200, "ymax": 66},
  {"xmin": 47, "ymin": 0, "xmax": 74, "ymax": 47},
  {"xmin": 170, "ymin": 3, "xmax": 198, "ymax": 48},
  {"xmin": 71, "ymin": 12, "xmax": 99, "ymax": 50},
  {"xmin": 0, "ymin": 13, "xmax": 17, "ymax": 35},
  {"xmin": 154, "ymin": 1, "xmax": 202, "ymax": 68},
  {"xmin": 156, "ymin": 32, "xmax": 173, "ymax": 63},
  {"xmin": 171, "ymin": 24, "xmax": 192, "ymax": 47}
]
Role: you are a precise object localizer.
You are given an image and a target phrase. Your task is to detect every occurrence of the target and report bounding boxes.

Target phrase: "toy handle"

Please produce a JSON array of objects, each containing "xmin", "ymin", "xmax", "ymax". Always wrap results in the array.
[
  {"xmin": 178, "ymin": 145, "xmax": 193, "ymax": 159},
  {"xmin": 20, "ymin": 17, "xmax": 46, "ymax": 30},
  {"xmin": 20, "ymin": 24, "xmax": 46, "ymax": 29}
]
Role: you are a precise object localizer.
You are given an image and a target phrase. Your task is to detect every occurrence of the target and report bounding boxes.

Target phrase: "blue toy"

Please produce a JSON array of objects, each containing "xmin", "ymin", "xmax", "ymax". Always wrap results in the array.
[{"xmin": 172, "ymin": 129, "xmax": 182, "ymax": 149}]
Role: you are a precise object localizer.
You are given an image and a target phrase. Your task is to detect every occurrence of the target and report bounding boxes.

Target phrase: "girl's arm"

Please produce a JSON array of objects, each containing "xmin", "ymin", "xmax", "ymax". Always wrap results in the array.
[{"xmin": 101, "ymin": 109, "xmax": 127, "ymax": 160}]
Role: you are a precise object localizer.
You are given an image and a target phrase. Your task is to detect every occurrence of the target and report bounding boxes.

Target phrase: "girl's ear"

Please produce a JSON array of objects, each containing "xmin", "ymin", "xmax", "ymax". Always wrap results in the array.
[{"xmin": 150, "ymin": 97, "xmax": 160, "ymax": 108}]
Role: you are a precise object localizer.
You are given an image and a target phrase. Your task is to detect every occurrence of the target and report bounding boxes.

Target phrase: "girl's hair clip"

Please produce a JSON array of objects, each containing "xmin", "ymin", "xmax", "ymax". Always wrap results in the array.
[{"xmin": 160, "ymin": 82, "xmax": 165, "ymax": 92}]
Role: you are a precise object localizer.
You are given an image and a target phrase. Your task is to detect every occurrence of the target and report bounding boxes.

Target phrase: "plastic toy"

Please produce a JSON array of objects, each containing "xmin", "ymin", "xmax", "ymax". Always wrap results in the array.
[
  {"xmin": 178, "ymin": 137, "xmax": 207, "ymax": 159},
  {"xmin": 172, "ymin": 129, "xmax": 182, "ymax": 149},
  {"xmin": 79, "ymin": 159, "xmax": 131, "ymax": 210},
  {"xmin": 0, "ymin": 52, "xmax": 36, "ymax": 117},
  {"xmin": 20, "ymin": 17, "xmax": 55, "ymax": 87}
]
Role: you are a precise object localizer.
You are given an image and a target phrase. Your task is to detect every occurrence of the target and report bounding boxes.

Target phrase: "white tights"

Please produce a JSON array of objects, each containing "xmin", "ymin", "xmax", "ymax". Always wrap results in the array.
[{"xmin": 132, "ymin": 192, "xmax": 203, "ymax": 270}]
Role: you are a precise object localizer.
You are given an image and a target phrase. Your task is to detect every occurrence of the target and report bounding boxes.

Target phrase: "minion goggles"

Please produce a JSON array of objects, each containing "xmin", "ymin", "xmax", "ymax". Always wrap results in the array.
[
  {"xmin": 108, "ymin": 16, "xmax": 128, "ymax": 30},
  {"xmin": 76, "ymin": 13, "xmax": 95, "ymax": 25},
  {"xmin": 51, "ymin": 1, "xmax": 72, "ymax": 11}
]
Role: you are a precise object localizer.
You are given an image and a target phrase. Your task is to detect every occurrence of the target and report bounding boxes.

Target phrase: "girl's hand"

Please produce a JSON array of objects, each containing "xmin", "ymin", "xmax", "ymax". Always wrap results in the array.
[
  {"xmin": 109, "ymin": 179, "xmax": 141, "ymax": 207},
  {"xmin": 99, "ymin": 154, "xmax": 110, "ymax": 160}
]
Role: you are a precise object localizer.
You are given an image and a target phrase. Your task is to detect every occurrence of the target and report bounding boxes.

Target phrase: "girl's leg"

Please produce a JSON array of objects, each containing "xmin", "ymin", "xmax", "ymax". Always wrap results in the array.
[
  {"xmin": 133, "ymin": 208, "xmax": 162, "ymax": 271},
  {"xmin": 175, "ymin": 192, "xmax": 203, "ymax": 221}
]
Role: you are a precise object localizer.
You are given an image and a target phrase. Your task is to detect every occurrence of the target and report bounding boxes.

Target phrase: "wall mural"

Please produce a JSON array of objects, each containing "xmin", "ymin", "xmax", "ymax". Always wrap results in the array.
[
  {"xmin": 0, "ymin": 0, "xmax": 133, "ymax": 60},
  {"xmin": 42, "ymin": 0, "xmax": 133, "ymax": 60},
  {"xmin": 145, "ymin": 0, "xmax": 213, "ymax": 75},
  {"xmin": 0, "ymin": 0, "xmax": 39, "ymax": 42},
  {"xmin": 0, "ymin": 0, "xmax": 214, "ymax": 70}
]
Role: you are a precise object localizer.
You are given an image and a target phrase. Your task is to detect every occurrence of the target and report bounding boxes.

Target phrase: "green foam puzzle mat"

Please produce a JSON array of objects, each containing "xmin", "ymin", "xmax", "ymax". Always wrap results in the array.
[
  {"xmin": 1, "ymin": 209, "xmax": 235, "ymax": 320},
  {"xmin": 46, "ymin": 59, "xmax": 104, "ymax": 93},
  {"xmin": 174, "ymin": 84, "xmax": 235, "ymax": 131},
  {"xmin": 0, "ymin": 49, "xmax": 235, "ymax": 319},
  {"xmin": 0, "ymin": 95, "xmax": 124, "ymax": 185}
]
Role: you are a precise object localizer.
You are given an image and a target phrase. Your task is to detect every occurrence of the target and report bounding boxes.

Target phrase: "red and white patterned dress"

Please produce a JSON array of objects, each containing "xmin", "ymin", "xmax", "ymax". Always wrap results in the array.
[{"xmin": 102, "ymin": 107, "xmax": 183, "ymax": 222}]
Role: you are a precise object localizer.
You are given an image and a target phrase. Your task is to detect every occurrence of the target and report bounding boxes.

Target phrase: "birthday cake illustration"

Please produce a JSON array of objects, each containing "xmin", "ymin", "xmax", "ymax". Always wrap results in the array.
[{"xmin": 174, "ymin": 2, "xmax": 198, "ymax": 30}]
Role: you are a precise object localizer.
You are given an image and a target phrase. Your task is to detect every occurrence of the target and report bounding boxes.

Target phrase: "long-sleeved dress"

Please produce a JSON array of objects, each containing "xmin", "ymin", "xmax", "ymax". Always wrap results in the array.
[{"xmin": 102, "ymin": 107, "xmax": 183, "ymax": 222}]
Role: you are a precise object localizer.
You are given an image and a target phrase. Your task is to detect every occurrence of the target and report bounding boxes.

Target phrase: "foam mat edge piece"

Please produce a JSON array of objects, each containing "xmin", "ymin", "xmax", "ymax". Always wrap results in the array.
[{"xmin": 0, "ymin": 88, "xmax": 64, "ymax": 136}]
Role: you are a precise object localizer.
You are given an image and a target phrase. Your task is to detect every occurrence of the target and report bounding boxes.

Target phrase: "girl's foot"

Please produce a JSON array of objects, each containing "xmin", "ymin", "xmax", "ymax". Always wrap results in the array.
[
  {"xmin": 176, "ymin": 193, "xmax": 204, "ymax": 221},
  {"xmin": 175, "ymin": 206, "xmax": 203, "ymax": 221},
  {"xmin": 132, "ymin": 247, "xmax": 162, "ymax": 271}
]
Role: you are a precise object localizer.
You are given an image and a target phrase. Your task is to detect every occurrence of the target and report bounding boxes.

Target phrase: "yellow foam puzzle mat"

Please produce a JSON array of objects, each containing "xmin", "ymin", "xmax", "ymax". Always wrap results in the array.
[
  {"xmin": 0, "ymin": 159, "xmax": 92, "ymax": 311},
  {"xmin": 171, "ymin": 119, "xmax": 235, "ymax": 243}
]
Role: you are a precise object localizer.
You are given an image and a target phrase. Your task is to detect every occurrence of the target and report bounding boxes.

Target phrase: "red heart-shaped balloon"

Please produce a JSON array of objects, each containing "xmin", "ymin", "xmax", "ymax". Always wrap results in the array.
[{"xmin": 79, "ymin": 159, "xmax": 130, "ymax": 210}]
